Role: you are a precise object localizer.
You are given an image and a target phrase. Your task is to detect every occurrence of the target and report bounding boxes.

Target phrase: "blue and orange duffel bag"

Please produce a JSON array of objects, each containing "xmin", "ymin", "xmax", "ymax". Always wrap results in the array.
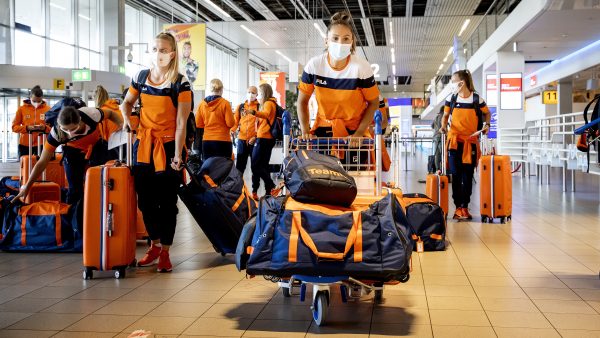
[
  {"xmin": 237, "ymin": 193, "xmax": 413, "ymax": 281},
  {"xmin": 0, "ymin": 200, "xmax": 82, "ymax": 252}
]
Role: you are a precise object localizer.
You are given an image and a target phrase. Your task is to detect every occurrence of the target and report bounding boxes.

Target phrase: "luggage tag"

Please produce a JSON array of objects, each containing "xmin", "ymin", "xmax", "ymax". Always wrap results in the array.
[{"xmin": 416, "ymin": 237, "xmax": 424, "ymax": 253}]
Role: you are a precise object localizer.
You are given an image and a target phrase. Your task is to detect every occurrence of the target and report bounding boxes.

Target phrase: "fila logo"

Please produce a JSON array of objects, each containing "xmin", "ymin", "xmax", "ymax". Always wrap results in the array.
[{"xmin": 316, "ymin": 79, "xmax": 327, "ymax": 85}]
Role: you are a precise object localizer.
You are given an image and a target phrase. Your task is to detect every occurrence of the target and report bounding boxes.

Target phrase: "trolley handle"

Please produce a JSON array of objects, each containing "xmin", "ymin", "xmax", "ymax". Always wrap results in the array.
[{"xmin": 291, "ymin": 138, "xmax": 374, "ymax": 146}]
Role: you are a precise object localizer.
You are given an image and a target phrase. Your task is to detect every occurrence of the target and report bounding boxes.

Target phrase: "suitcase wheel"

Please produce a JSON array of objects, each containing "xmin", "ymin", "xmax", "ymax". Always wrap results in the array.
[
  {"xmin": 481, "ymin": 216, "xmax": 487, "ymax": 223},
  {"xmin": 500, "ymin": 217, "xmax": 506, "ymax": 224},
  {"xmin": 281, "ymin": 286, "xmax": 291, "ymax": 298},
  {"xmin": 312, "ymin": 291, "xmax": 329, "ymax": 326},
  {"xmin": 83, "ymin": 268, "xmax": 93, "ymax": 280},
  {"xmin": 399, "ymin": 273, "xmax": 410, "ymax": 283},
  {"xmin": 114, "ymin": 268, "xmax": 126, "ymax": 279},
  {"xmin": 374, "ymin": 289, "xmax": 383, "ymax": 302}
]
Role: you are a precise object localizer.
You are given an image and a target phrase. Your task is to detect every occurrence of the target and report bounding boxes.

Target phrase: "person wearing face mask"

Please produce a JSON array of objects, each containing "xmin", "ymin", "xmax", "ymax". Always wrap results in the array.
[
  {"xmin": 121, "ymin": 32, "xmax": 192, "ymax": 273},
  {"xmin": 439, "ymin": 69, "xmax": 490, "ymax": 221},
  {"xmin": 231, "ymin": 86, "xmax": 259, "ymax": 199},
  {"xmin": 246, "ymin": 83, "xmax": 277, "ymax": 197},
  {"xmin": 195, "ymin": 78, "xmax": 235, "ymax": 159},
  {"xmin": 12, "ymin": 85, "xmax": 51, "ymax": 158},
  {"xmin": 297, "ymin": 11, "xmax": 380, "ymax": 143},
  {"xmin": 15, "ymin": 106, "xmax": 123, "ymax": 204}
]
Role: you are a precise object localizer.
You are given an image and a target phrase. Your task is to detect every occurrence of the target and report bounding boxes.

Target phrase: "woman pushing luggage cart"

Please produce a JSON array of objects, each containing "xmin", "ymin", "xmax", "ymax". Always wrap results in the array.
[{"xmin": 238, "ymin": 111, "xmax": 412, "ymax": 327}]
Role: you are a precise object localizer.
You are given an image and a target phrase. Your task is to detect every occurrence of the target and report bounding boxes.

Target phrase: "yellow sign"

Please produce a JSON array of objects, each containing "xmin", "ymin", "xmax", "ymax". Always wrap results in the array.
[
  {"xmin": 542, "ymin": 90, "xmax": 557, "ymax": 104},
  {"xmin": 164, "ymin": 23, "xmax": 206, "ymax": 91},
  {"xmin": 53, "ymin": 78, "xmax": 65, "ymax": 90}
]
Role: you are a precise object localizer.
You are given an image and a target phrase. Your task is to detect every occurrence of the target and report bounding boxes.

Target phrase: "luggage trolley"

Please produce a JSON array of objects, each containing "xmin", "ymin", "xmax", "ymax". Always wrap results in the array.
[{"xmin": 277, "ymin": 111, "xmax": 409, "ymax": 326}]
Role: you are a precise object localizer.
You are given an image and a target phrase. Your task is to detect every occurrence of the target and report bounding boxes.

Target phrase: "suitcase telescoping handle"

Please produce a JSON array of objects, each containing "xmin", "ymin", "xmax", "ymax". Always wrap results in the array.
[
  {"xmin": 117, "ymin": 129, "xmax": 134, "ymax": 167},
  {"xmin": 28, "ymin": 129, "xmax": 47, "ymax": 181},
  {"xmin": 441, "ymin": 133, "xmax": 447, "ymax": 176},
  {"xmin": 374, "ymin": 109, "xmax": 383, "ymax": 196}
]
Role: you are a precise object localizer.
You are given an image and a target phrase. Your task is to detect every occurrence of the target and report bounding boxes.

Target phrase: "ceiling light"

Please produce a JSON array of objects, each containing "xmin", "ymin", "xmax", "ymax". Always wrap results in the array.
[
  {"xmin": 446, "ymin": 47, "xmax": 453, "ymax": 57},
  {"xmin": 389, "ymin": 21, "xmax": 394, "ymax": 45},
  {"xmin": 204, "ymin": 0, "xmax": 231, "ymax": 18},
  {"xmin": 313, "ymin": 22, "xmax": 326, "ymax": 39},
  {"xmin": 78, "ymin": 14, "xmax": 91, "ymax": 21},
  {"xmin": 443, "ymin": 56, "xmax": 448, "ymax": 62},
  {"xmin": 392, "ymin": 64, "xmax": 396, "ymax": 74},
  {"xmin": 50, "ymin": 2, "xmax": 66, "ymax": 10},
  {"xmin": 390, "ymin": 47, "xmax": 395, "ymax": 63},
  {"xmin": 458, "ymin": 19, "xmax": 470, "ymax": 37},
  {"xmin": 438, "ymin": 63, "xmax": 444, "ymax": 70},
  {"xmin": 394, "ymin": 85, "xmax": 397, "ymax": 91},
  {"xmin": 426, "ymin": 84, "xmax": 432, "ymax": 91},
  {"xmin": 241, "ymin": 25, "xmax": 270, "ymax": 46},
  {"xmin": 276, "ymin": 50, "xmax": 292, "ymax": 63}
]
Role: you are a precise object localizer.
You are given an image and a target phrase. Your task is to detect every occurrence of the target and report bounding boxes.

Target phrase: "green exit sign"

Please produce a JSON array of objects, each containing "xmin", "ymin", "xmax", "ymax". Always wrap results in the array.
[{"xmin": 72, "ymin": 69, "xmax": 92, "ymax": 82}]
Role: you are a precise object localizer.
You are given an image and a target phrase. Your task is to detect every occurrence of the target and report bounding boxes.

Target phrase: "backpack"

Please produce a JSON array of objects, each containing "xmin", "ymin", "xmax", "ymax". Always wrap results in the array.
[
  {"xmin": 136, "ymin": 69, "xmax": 196, "ymax": 147},
  {"xmin": 46, "ymin": 98, "xmax": 87, "ymax": 127},
  {"xmin": 576, "ymin": 94, "xmax": 600, "ymax": 172},
  {"xmin": 265, "ymin": 102, "xmax": 284, "ymax": 141},
  {"xmin": 448, "ymin": 92, "xmax": 483, "ymax": 132}
]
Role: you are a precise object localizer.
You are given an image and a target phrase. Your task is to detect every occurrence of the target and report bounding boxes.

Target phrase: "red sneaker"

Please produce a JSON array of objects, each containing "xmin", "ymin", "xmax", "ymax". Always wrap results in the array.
[
  {"xmin": 462, "ymin": 208, "xmax": 473, "ymax": 220},
  {"xmin": 137, "ymin": 245, "xmax": 161, "ymax": 267},
  {"xmin": 251, "ymin": 192, "xmax": 259, "ymax": 200},
  {"xmin": 453, "ymin": 208, "xmax": 467, "ymax": 220},
  {"xmin": 157, "ymin": 250, "xmax": 172, "ymax": 273}
]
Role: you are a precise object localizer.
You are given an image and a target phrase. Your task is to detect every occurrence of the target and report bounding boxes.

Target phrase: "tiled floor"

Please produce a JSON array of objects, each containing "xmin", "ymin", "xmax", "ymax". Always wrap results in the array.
[{"xmin": 1, "ymin": 154, "xmax": 600, "ymax": 337}]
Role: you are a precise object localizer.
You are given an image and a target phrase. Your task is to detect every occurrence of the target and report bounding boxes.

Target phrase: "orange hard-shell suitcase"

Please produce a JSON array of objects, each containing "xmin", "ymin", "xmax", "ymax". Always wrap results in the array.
[
  {"xmin": 82, "ymin": 134, "xmax": 137, "ymax": 279},
  {"xmin": 425, "ymin": 134, "xmax": 448, "ymax": 216},
  {"xmin": 45, "ymin": 153, "xmax": 68, "ymax": 188},
  {"xmin": 479, "ymin": 154, "xmax": 512, "ymax": 224}
]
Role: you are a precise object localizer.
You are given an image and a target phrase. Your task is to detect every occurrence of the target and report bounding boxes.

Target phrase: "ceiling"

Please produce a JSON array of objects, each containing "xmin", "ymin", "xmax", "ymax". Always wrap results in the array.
[{"xmin": 129, "ymin": 0, "xmax": 522, "ymax": 92}]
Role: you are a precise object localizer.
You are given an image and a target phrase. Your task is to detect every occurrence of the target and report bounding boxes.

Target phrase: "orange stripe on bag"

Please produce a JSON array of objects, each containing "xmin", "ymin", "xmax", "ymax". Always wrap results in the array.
[
  {"xmin": 288, "ymin": 212, "xmax": 300, "ymax": 262},
  {"xmin": 246, "ymin": 246, "xmax": 254, "ymax": 255},
  {"xmin": 55, "ymin": 209, "xmax": 62, "ymax": 247},
  {"xmin": 20, "ymin": 212, "xmax": 27, "ymax": 246},
  {"xmin": 203, "ymin": 175, "xmax": 217, "ymax": 188},
  {"xmin": 289, "ymin": 210, "xmax": 363, "ymax": 262},
  {"xmin": 430, "ymin": 234, "xmax": 443, "ymax": 240},
  {"xmin": 232, "ymin": 192, "xmax": 245, "ymax": 212}
]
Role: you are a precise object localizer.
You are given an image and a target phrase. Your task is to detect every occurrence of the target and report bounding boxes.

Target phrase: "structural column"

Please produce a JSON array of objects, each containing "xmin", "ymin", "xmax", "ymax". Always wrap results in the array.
[{"xmin": 237, "ymin": 48, "xmax": 249, "ymax": 103}]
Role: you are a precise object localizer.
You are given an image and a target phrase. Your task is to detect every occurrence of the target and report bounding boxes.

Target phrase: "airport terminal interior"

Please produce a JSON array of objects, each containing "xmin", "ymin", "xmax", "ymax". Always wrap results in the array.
[{"xmin": 2, "ymin": 0, "xmax": 600, "ymax": 337}]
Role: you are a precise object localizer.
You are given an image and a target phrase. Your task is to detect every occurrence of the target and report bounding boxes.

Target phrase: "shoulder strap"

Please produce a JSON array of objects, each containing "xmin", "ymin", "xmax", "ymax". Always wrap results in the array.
[
  {"xmin": 473, "ymin": 92, "xmax": 483, "ymax": 130},
  {"xmin": 583, "ymin": 94, "xmax": 600, "ymax": 125},
  {"xmin": 136, "ymin": 69, "xmax": 150, "ymax": 108},
  {"xmin": 448, "ymin": 94, "xmax": 458, "ymax": 115}
]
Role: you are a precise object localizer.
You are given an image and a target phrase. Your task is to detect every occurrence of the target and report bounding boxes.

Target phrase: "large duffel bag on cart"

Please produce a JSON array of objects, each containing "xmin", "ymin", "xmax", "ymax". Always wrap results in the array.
[
  {"xmin": 239, "ymin": 193, "xmax": 413, "ymax": 281},
  {"xmin": 1, "ymin": 200, "xmax": 81, "ymax": 252},
  {"xmin": 179, "ymin": 156, "xmax": 257, "ymax": 255},
  {"xmin": 283, "ymin": 149, "xmax": 357, "ymax": 207}
]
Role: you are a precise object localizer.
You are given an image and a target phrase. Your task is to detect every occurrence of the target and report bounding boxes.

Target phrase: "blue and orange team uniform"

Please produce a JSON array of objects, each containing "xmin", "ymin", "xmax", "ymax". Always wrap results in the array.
[
  {"xmin": 128, "ymin": 70, "xmax": 192, "ymax": 247},
  {"xmin": 298, "ymin": 53, "xmax": 380, "ymax": 137},
  {"xmin": 443, "ymin": 94, "xmax": 490, "ymax": 166},
  {"xmin": 251, "ymin": 98, "xmax": 277, "ymax": 194},
  {"xmin": 98, "ymin": 99, "xmax": 122, "ymax": 141},
  {"xmin": 13, "ymin": 99, "xmax": 51, "ymax": 157},
  {"xmin": 195, "ymin": 95, "xmax": 235, "ymax": 159},
  {"xmin": 444, "ymin": 93, "xmax": 490, "ymax": 209},
  {"xmin": 231, "ymin": 100, "xmax": 259, "ymax": 190},
  {"xmin": 44, "ymin": 108, "xmax": 107, "ymax": 204}
]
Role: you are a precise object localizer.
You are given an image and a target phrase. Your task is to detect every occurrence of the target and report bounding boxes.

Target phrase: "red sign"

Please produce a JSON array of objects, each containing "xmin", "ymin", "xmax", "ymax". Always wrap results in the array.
[
  {"xmin": 486, "ymin": 78, "xmax": 497, "ymax": 91},
  {"xmin": 530, "ymin": 75, "xmax": 537, "ymax": 87},
  {"xmin": 500, "ymin": 77, "xmax": 522, "ymax": 92}
]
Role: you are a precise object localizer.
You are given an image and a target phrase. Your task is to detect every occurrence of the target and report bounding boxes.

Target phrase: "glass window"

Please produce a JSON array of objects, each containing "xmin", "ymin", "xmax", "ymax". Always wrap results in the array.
[
  {"xmin": 14, "ymin": 30, "xmax": 45, "ymax": 66},
  {"xmin": 6, "ymin": 97, "xmax": 20, "ymax": 161},
  {"xmin": 49, "ymin": 40, "xmax": 74, "ymax": 68},
  {"xmin": 15, "ymin": 0, "xmax": 45, "ymax": 35},
  {"xmin": 78, "ymin": 0, "xmax": 99, "ymax": 51},
  {"xmin": 125, "ymin": 5, "xmax": 139, "ymax": 46},
  {"xmin": 49, "ymin": 0, "xmax": 74, "ymax": 43}
]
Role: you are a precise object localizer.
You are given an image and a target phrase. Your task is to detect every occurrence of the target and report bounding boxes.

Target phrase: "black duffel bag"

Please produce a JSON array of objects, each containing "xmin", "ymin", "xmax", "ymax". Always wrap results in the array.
[
  {"xmin": 401, "ymin": 193, "xmax": 447, "ymax": 251},
  {"xmin": 283, "ymin": 149, "xmax": 357, "ymax": 207}
]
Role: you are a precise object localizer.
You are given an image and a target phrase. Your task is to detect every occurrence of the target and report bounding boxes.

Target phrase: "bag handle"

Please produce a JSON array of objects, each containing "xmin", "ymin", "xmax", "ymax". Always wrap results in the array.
[
  {"xmin": 19, "ymin": 202, "xmax": 63, "ymax": 247},
  {"xmin": 288, "ymin": 211, "xmax": 363, "ymax": 262}
]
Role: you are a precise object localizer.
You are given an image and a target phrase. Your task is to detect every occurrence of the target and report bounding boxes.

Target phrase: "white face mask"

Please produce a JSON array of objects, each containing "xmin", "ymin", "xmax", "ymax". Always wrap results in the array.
[
  {"xmin": 450, "ymin": 81, "xmax": 463, "ymax": 94},
  {"xmin": 151, "ymin": 51, "xmax": 172, "ymax": 68},
  {"xmin": 256, "ymin": 93, "xmax": 264, "ymax": 102},
  {"xmin": 247, "ymin": 93, "xmax": 257, "ymax": 102},
  {"xmin": 31, "ymin": 101, "xmax": 41, "ymax": 108},
  {"xmin": 328, "ymin": 41, "xmax": 352, "ymax": 61}
]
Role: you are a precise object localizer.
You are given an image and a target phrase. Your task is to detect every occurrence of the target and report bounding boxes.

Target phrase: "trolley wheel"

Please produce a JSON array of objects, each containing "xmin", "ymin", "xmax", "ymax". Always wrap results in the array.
[
  {"xmin": 83, "ymin": 268, "xmax": 93, "ymax": 280},
  {"xmin": 399, "ymin": 274, "xmax": 410, "ymax": 283},
  {"xmin": 312, "ymin": 291, "xmax": 329, "ymax": 326},
  {"xmin": 374, "ymin": 290, "xmax": 383, "ymax": 302},
  {"xmin": 114, "ymin": 268, "xmax": 126, "ymax": 279},
  {"xmin": 282, "ymin": 286, "xmax": 291, "ymax": 298}
]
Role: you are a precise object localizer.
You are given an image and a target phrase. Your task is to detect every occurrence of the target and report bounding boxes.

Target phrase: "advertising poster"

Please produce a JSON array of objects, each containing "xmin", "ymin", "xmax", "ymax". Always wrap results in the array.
[
  {"xmin": 488, "ymin": 106, "xmax": 498, "ymax": 139},
  {"xmin": 163, "ymin": 23, "xmax": 206, "ymax": 91},
  {"xmin": 259, "ymin": 71, "xmax": 286, "ymax": 107},
  {"xmin": 486, "ymin": 74, "xmax": 498, "ymax": 107},
  {"xmin": 500, "ymin": 73, "xmax": 523, "ymax": 110}
]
